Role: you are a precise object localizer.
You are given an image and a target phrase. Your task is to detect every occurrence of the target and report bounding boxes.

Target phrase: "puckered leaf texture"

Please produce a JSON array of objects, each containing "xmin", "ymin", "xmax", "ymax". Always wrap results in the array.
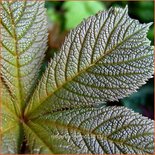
[
  {"xmin": 25, "ymin": 6, "xmax": 154, "ymax": 119},
  {"xmin": 24, "ymin": 107, "xmax": 154, "ymax": 154},
  {"xmin": 1, "ymin": 0, "xmax": 47, "ymax": 153},
  {"xmin": 1, "ymin": 1, "xmax": 154, "ymax": 154},
  {"xmin": 1, "ymin": 82, "xmax": 23, "ymax": 154},
  {"xmin": 1, "ymin": 1, "xmax": 48, "ymax": 113}
]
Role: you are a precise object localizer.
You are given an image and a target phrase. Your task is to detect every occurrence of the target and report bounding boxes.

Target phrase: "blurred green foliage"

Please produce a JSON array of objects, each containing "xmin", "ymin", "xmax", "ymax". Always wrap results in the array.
[
  {"xmin": 45, "ymin": 1, "xmax": 154, "ymax": 44},
  {"xmin": 63, "ymin": 1, "xmax": 105, "ymax": 30},
  {"xmin": 45, "ymin": 1, "xmax": 154, "ymax": 119},
  {"xmin": 45, "ymin": 1, "xmax": 105, "ymax": 31},
  {"xmin": 121, "ymin": 80, "xmax": 154, "ymax": 118},
  {"xmin": 130, "ymin": 1, "xmax": 154, "ymax": 44}
]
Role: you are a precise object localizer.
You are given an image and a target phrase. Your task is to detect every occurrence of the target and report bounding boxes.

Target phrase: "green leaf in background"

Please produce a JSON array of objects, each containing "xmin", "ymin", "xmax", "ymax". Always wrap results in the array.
[
  {"xmin": 121, "ymin": 82, "xmax": 154, "ymax": 114},
  {"xmin": 136, "ymin": 1, "xmax": 154, "ymax": 22},
  {"xmin": 128, "ymin": 1, "xmax": 154, "ymax": 44},
  {"xmin": 147, "ymin": 26, "xmax": 154, "ymax": 44},
  {"xmin": 63, "ymin": 1, "xmax": 105, "ymax": 30},
  {"xmin": 45, "ymin": 1, "xmax": 63, "ymax": 24},
  {"xmin": 47, "ymin": 8, "xmax": 60, "ymax": 23}
]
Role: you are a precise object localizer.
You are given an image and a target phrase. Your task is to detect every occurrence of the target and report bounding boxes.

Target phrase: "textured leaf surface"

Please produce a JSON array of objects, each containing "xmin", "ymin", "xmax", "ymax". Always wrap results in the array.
[
  {"xmin": 25, "ymin": 107, "xmax": 154, "ymax": 154},
  {"xmin": 23, "ymin": 123, "xmax": 53, "ymax": 154},
  {"xmin": 1, "ymin": 1, "xmax": 48, "ymax": 113},
  {"xmin": 25, "ymin": 6, "xmax": 154, "ymax": 118},
  {"xmin": 1, "ymin": 82, "xmax": 23, "ymax": 154},
  {"xmin": 1, "ymin": 81, "xmax": 18, "ymax": 118},
  {"xmin": 1, "ymin": 115, "xmax": 23, "ymax": 154}
]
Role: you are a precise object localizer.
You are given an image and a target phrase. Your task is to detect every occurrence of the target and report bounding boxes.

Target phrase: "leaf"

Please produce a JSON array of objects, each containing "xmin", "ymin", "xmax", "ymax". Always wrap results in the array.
[
  {"xmin": 24, "ymin": 107, "xmax": 154, "ymax": 154},
  {"xmin": 1, "ymin": 113, "xmax": 23, "ymax": 154},
  {"xmin": 1, "ymin": 81, "xmax": 23, "ymax": 154},
  {"xmin": 25, "ymin": 6, "xmax": 154, "ymax": 119},
  {"xmin": 1, "ymin": 1, "xmax": 47, "ymax": 153},
  {"xmin": 1, "ymin": 1, "xmax": 48, "ymax": 113},
  {"xmin": 63, "ymin": 1, "xmax": 105, "ymax": 30},
  {"xmin": 1, "ymin": 81, "xmax": 18, "ymax": 118},
  {"xmin": 23, "ymin": 123, "xmax": 53, "ymax": 154}
]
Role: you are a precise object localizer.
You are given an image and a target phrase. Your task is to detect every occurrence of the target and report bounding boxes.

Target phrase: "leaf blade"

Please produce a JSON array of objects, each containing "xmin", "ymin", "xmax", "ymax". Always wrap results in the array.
[
  {"xmin": 1, "ymin": 81, "xmax": 19, "ymax": 118},
  {"xmin": 25, "ymin": 6, "xmax": 153, "ymax": 119},
  {"xmin": 1, "ymin": 1, "xmax": 48, "ymax": 113},
  {"xmin": 1, "ymin": 120, "xmax": 23, "ymax": 154},
  {"xmin": 1, "ymin": 81, "xmax": 23, "ymax": 154},
  {"xmin": 23, "ymin": 123, "xmax": 54, "ymax": 154},
  {"xmin": 26, "ymin": 107, "xmax": 154, "ymax": 154}
]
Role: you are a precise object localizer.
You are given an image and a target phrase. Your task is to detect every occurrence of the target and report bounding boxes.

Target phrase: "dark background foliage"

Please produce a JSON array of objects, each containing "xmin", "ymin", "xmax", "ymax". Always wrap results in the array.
[{"xmin": 44, "ymin": 1, "xmax": 154, "ymax": 119}]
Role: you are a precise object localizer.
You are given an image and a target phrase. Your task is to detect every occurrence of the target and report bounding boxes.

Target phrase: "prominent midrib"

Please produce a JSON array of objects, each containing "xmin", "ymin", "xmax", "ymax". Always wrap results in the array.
[
  {"xmin": 8, "ymin": 4, "xmax": 23, "ymax": 115},
  {"xmin": 29, "ymin": 119, "xmax": 152, "ymax": 153},
  {"xmin": 23, "ymin": 123, "xmax": 54, "ymax": 154},
  {"xmin": 26, "ymin": 24, "xmax": 148, "ymax": 119}
]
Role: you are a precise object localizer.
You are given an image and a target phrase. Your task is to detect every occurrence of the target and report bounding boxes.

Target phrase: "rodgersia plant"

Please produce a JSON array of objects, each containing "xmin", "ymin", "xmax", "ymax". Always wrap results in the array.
[{"xmin": 1, "ymin": 1, "xmax": 154, "ymax": 154}]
